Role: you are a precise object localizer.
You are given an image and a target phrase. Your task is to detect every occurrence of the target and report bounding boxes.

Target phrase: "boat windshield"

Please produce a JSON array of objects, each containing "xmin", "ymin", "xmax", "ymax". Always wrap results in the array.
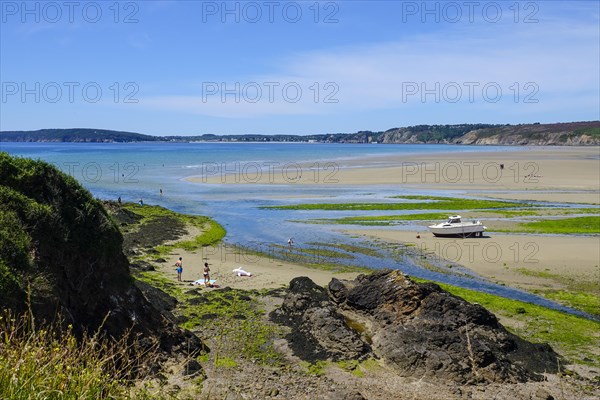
[{"xmin": 448, "ymin": 218, "xmax": 461, "ymax": 224}]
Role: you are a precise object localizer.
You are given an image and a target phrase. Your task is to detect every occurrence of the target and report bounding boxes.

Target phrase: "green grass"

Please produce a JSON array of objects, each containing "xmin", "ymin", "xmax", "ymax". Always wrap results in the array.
[
  {"xmin": 0, "ymin": 311, "xmax": 154, "ymax": 399},
  {"xmin": 497, "ymin": 207, "xmax": 599, "ymax": 217},
  {"xmin": 302, "ymin": 360, "xmax": 329, "ymax": 376},
  {"xmin": 178, "ymin": 219, "xmax": 227, "ymax": 249},
  {"xmin": 574, "ymin": 127, "xmax": 600, "ymax": 138},
  {"xmin": 497, "ymin": 216, "xmax": 600, "ymax": 234},
  {"xmin": 124, "ymin": 208, "xmax": 282, "ymax": 367},
  {"xmin": 314, "ymin": 208, "xmax": 600, "ymax": 226},
  {"xmin": 121, "ymin": 203, "xmax": 176, "ymax": 220},
  {"xmin": 336, "ymin": 358, "xmax": 382, "ymax": 378},
  {"xmin": 309, "ymin": 212, "xmax": 450, "ymax": 226},
  {"xmin": 267, "ymin": 196, "xmax": 531, "ymax": 211},
  {"xmin": 134, "ymin": 270, "xmax": 184, "ymax": 298},
  {"xmin": 123, "ymin": 203, "xmax": 226, "ymax": 256},
  {"xmin": 415, "ymin": 279, "xmax": 600, "ymax": 365},
  {"xmin": 179, "ymin": 289, "xmax": 283, "ymax": 366},
  {"xmin": 214, "ymin": 357, "xmax": 238, "ymax": 368},
  {"xmin": 513, "ymin": 268, "xmax": 600, "ymax": 316},
  {"xmin": 542, "ymin": 290, "xmax": 600, "ymax": 317}
]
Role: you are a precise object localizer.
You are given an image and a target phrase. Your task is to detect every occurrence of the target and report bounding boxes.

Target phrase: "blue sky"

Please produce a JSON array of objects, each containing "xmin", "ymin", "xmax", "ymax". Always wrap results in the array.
[{"xmin": 1, "ymin": 0, "xmax": 599, "ymax": 135}]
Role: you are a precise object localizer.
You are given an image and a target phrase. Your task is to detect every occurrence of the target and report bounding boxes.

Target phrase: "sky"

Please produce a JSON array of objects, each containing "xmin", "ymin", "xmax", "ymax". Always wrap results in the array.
[{"xmin": 1, "ymin": 0, "xmax": 599, "ymax": 135}]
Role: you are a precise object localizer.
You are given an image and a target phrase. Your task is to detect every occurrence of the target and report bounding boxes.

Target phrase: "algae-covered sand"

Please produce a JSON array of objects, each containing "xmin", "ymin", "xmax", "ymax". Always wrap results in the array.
[{"xmin": 118, "ymin": 201, "xmax": 600, "ymax": 399}]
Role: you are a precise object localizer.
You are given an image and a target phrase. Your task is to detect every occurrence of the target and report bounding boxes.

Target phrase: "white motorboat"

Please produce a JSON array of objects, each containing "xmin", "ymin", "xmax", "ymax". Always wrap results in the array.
[{"xmin": 428, "ymin": 215, "xmax": 486, "ymax": 237}]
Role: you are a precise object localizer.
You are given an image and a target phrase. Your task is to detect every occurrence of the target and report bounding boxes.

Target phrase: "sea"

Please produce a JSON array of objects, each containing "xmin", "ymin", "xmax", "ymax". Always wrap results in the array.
[{"xmin": 1, "ymin": 141, "xmax": 591, "ymax": 318}]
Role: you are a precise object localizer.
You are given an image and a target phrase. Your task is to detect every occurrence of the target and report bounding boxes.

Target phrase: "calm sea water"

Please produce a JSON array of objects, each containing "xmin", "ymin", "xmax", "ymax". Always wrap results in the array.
[{"xmin": 2, "ymin": 141, "xmax": 590, "ymax": 318}]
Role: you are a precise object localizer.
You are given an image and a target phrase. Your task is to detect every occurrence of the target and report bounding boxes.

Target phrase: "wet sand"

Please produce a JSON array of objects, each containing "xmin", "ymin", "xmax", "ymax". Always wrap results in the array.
[
  {"xmin": 188, "ymin": 146, "xmax": 600, "ymax": 203},
  {"xmin": 344, "ymin": 229, "xmax": 600, "ymax": 292}
]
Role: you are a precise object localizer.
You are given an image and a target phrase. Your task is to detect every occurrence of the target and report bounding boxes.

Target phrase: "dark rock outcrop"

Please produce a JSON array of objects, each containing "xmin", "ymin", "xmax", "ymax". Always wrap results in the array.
[
  {"xmin": 272, "ymin": 270, "xmax": 562, "ymax": 384},
  {"xmin": 134, "ymin": 280, "xmax": 178, "ymax": 321},
  {"xmin": 0, "ymin": 153, "xmax": 206, "ymax": 360},
  {"xmin": 271, "ymin": 277, "xmax": 371, "ymax": 363}
]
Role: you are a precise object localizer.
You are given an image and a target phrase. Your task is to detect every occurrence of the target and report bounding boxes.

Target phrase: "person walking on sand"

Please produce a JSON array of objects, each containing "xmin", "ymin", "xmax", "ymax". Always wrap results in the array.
[
  {"xmin": 203, "ymin": 262, "xmax": 211, "ymax": 286},
  {"xmin": 175, "ymin": 257, "xmax": 183, "ymax": 282}
]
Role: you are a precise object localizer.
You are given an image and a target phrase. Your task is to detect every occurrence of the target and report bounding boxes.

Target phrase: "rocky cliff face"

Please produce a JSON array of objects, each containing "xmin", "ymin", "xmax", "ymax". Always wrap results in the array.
[
  {"xmin": 343, "ymin": 121, "xmax": 600, "ymax": 145},
  {"xmin": 272, "ymin": 270, "xmax": 561, "ymax": 384},
  {"xmin": 0, "ymin": 153, "xmax": 204, "ymax": 356},
  {"xmin": 454, "ymin": 127, "xmax": 600, "ymax": 145}
]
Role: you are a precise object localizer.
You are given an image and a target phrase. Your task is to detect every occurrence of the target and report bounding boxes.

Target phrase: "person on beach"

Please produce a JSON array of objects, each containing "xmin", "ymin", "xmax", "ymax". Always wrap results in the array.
[
  {"xmin": 175, "ymin": 257, "xmax": 183, "ymax": 282},
  {"xmin": 139, "ymin": 198, "xmax": 144, "ymax": 206},
  {"xmin": 117, "ymin": 196, "xmax": 122, "ymax": 205},
  {"xmin": 203, "ymin": 262, "xmax": 211, "ymax": 286},
  {"xmin": 288, "ymin": 238, "xmax": 294, "ymax": 247}
]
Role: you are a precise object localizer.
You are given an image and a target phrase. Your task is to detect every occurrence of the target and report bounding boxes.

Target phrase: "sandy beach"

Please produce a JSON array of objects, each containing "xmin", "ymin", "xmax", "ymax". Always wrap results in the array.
[
  {"xmin": 155, "ymin": 243, "xmax": 361, "ymax": 291},
  {"xmin": 344, "ymin": 229, "xmax": 600, "ymax": 292},
  {"xmin": 189, "ymin": 146, "xmax": 600, "ymax": 204}
]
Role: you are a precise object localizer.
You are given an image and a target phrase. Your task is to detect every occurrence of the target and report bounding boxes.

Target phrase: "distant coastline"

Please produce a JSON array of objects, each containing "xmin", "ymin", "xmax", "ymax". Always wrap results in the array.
[{"xmin": 2, "ymin": 121, "xmax": 599, "ymax": 146}]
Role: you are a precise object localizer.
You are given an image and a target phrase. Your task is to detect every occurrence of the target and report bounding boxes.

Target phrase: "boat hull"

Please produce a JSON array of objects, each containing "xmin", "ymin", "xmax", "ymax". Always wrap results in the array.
[
  {"xmin": 430, "ymin": 230, "xmax": 485, "ymax": 238},
  {"xmin": 428, "ymin": 224, "xmax": 486, "ymax": 238}
]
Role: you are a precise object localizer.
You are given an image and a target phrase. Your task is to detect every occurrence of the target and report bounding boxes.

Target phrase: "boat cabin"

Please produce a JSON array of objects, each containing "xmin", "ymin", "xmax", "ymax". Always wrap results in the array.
[{"xmin": 447, "ymin": 215, "xmax": 462, "ymax": 224}]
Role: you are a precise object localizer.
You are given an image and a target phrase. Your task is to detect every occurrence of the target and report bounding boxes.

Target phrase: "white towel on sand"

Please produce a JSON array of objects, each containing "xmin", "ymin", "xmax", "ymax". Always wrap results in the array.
[{"xmin": 233, "ymin": 267, "xmax": 252, "ymax": 277}]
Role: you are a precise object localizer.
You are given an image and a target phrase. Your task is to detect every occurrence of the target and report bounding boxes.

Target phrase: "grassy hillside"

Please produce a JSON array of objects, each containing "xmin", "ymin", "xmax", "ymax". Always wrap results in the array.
[
  {"xmin": 1, "ymin": 128, "xmax": 158, "ymax": 142},
  {"xmin": 2, "ymin": 121, "xmax": 599, "ymax": 144},
  {"xmin": 0, "ymin": 152, "xmax": 212, "ymax": 398},
  {"xmin": 0, "ymin": 152, "xmax": 125, "ymax": 309}
]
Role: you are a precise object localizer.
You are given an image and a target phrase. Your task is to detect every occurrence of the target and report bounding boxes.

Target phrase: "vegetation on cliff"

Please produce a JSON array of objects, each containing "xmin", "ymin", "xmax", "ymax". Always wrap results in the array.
[
  {"xmin": 0, "ymin": 152, "xmax": 126, "ymax": 313},
  {"xmin": 1, "ymin": 128, "xmax": 158, "ymax": 142},
  {"xmin": 0, "ymin": 153, "xmax": 206, "ymax": 398},
  {"xmin": 2, "ymin": 121, "xmax": 599, "ymax": 145}
]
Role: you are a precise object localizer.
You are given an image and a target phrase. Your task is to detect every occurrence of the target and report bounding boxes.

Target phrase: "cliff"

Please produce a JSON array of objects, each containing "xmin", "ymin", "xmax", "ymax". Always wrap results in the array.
[
  {"xmin": 2, "ymin": 121, "xmax": 598, "ymax": 145},
  {"xmin": 361, "ymin": 121, "xmax": 600, "ymax": 145},
  {"xmin": 0, "ymin": 152, "xmax": 202, "ymax": 354}
]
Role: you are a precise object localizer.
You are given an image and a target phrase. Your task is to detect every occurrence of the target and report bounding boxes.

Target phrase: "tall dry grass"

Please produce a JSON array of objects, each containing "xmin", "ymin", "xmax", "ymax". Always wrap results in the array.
[{"xmin": 0, "ymin": 309, "xmax": 157, "ymax": 399}]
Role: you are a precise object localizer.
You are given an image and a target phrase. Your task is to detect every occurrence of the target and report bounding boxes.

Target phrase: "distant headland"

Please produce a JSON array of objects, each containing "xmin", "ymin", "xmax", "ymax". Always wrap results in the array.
[{"xmin": 1, "ymin": 121, "xmax": 599, "ymax": 145}]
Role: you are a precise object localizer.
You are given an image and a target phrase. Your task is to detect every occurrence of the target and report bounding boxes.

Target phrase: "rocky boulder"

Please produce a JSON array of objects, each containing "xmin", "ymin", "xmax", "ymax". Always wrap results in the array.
[
  {"xmin": 272, "ymin": 269, "xmax": 562, "ymax": 383},
  {"xmin": 270, "ymin": 276, "xmax": 370, "ymax": 363}
]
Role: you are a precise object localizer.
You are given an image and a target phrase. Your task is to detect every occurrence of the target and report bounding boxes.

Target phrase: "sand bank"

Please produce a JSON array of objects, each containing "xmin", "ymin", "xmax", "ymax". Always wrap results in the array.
[
  {"xmin": 345, "ymin": 228, "xmax": 600, "ymax": 292},
  {"xmin": 187, "ymin": 146, "xmax": 600, "ymax": 203}
]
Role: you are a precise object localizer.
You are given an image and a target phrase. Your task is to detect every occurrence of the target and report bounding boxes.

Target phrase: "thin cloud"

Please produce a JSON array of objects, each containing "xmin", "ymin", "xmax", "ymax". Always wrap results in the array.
[{"xmin": 139, "ymin": 13, "xmax": 598, "ymax": 119}]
